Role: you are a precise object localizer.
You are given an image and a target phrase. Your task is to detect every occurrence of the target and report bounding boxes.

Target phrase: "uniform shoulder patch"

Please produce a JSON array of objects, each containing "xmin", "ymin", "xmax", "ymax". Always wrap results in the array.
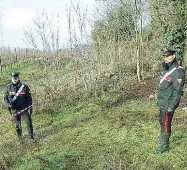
[{"xmin": 177, "ymin": 79, "xmax": 182, "ymax": 84}]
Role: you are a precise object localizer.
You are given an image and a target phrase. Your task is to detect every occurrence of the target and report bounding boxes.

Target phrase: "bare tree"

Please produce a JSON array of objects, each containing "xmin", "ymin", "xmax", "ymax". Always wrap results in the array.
[
  {"xmin": 23, "ymin": 9, "xmax": 60, "ymax": 71},
  {"xmin": 66, "ymin": 1, "xmax": 96, "ymax": 91}
]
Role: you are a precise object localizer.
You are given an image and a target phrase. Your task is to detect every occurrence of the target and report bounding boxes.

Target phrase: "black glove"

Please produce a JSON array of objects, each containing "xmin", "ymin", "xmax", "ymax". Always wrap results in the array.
[
  {"xmin": 8, "ymin": 107, "xmax": 12, "ymax": 115},
  {"xmin": 8, "ymin": 103, "xmax": 16, "ymax": 110}
]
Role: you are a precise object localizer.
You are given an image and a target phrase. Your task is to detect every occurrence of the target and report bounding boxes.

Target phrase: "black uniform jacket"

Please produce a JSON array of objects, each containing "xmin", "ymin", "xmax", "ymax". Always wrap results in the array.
[
  {"xmin": 157, "ymin": 60, "xmax": 185, "ymax": 111},
  {"xmin": 4, "ymin": 81, "xmax": 32, "ymax": 110}
]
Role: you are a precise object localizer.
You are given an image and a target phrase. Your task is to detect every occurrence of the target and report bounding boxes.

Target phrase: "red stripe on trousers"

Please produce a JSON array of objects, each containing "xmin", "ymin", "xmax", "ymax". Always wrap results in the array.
[{"xmin": 164, "ymin": 113, "xmax": 169, "ymax": 133}]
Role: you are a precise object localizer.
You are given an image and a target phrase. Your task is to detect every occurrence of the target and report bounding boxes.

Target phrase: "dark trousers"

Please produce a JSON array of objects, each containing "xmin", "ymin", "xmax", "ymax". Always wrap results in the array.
[
  {"xmin": 12, "ymin": 110, "xmax": 34, "ymax": 139},
  {"xmin": 159, "ymin": 108, "xmax": 175, "ymax": 134}
]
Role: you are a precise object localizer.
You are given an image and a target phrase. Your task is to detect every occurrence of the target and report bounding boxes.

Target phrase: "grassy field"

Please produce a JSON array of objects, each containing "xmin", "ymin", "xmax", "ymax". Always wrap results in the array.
[{"xmin": 0, "ymin": 62, "xmax": 187, "ymax": 170}]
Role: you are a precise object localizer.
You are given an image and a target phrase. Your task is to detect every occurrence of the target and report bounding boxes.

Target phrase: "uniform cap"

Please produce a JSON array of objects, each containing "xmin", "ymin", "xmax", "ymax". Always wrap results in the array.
[
  {"xmin": 10, "ymin": 70, "xmax": 20, "ymax": 77},
  {"xmin": 163, "ymin": 49, "xmax": 176, "ymax": 57}
]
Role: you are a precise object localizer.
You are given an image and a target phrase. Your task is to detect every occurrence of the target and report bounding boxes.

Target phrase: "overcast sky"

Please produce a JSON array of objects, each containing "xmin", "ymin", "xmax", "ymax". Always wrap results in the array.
[{"xmin": 0, "ymin": 0, "xmax": 96, "ymax": 48}]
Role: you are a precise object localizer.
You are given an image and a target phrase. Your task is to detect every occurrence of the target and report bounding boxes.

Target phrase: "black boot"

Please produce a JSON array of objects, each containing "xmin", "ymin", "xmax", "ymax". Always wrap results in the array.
[
  {"xmin": 25, "ymin": 114, "xmax": 35, "ymax": 142},
  {"xmin": 155, "ymin": 136, "xmax": 162, "ymax": 144},
  {"xmin": 155, "ymin": 129, "xmax": 163, "ymax": 144},
  {"xmin": 154, "ymin": 133, "xmax": 170, "ymax": 154},
  {"xmin": 16, "ymin": 128, "xmax": 22, "ymax": 140},
  {"xmin": 28, "ymin": 131, "xmax": 35, "ymax": 143},
  {"xmin": 16, "ymin": 128, "xmax": 23, "ymax": 144}
]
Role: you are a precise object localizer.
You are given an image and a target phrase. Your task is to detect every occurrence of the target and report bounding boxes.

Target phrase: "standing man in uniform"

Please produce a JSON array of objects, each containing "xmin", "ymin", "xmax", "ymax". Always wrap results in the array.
[
  {"xmin": 155, "ymin": 49, "xmax": 185, "ymax": 153},
  {"xmin": 4, "ymin": 70, "xmax": 35, "ymax": 142}
]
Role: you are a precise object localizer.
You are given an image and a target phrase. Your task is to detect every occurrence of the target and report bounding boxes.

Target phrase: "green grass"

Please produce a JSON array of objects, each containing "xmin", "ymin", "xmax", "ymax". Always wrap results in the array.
[
  {"xmin": 1, "ymin": 62, "xmax": 187, "ymax": 169},
  {"xmin": 0, "ymin": 61, "xmax": 31, "ymax": 86},
  {"xmin": 0, "ymin": 97, "xmax": 187, "ymax": 169}
]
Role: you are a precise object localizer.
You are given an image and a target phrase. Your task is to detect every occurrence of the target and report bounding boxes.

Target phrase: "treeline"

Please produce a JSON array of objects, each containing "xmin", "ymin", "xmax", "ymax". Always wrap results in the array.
[
  {"xmin": 1, "ymin": 0, "xmax": 186, "ymax": 103},
  {"xmin": 92, "ymin": 0, "xmax": 187, "ymax": 80}
]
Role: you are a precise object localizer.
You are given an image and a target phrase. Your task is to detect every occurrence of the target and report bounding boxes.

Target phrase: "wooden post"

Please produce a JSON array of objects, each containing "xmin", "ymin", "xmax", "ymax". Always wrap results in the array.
[
  {"xmin": 0, "ymin": 55, "xmax": 2, "ymax": 73},
  {"xmin": 18, "ymin": 47, "xmax": 21, "ymax": 67},
  {"xmin": 14, "ymin": 48, "xmax": 18, "ymax": 66}
]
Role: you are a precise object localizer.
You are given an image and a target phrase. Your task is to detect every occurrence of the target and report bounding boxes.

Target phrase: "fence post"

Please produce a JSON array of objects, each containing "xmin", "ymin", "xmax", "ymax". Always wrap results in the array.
[
  {"xmin": 0, "ymin": 55, "xmax": 2, "ymax": 73},
  {"xmin": 14, "ymin": 48, "xmax": 18, "ymax": 66}
]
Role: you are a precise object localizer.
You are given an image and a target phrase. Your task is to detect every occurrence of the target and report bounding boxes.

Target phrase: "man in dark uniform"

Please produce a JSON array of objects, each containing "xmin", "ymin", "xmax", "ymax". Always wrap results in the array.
[
  {"xmin": 155, "ymin": 49, "xmax": 185, "ymax": 153},
  {"xmin": 4, "ymin": 71, "xmax": 35, "ymax": 142}
]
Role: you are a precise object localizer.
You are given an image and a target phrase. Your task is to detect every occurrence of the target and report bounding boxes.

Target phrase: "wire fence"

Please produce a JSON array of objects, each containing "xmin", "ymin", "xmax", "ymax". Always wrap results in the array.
[{"xmin": 0, "ymin": 47, "xmax": 35, "ymax": 73}]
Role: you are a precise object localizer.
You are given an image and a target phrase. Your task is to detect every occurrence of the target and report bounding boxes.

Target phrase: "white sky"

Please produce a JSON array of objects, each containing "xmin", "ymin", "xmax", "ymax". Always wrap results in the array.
[{"xmin": 0, "ymin": 0, "xmax": 96, "ymax": 48}]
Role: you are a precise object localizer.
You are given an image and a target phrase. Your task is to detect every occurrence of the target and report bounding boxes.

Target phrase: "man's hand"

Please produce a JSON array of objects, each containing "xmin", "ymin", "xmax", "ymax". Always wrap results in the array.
[
  {"xmin": 167, "ymin": 107, "xmax": 173, "ymax": 113},
  {"xmin": 28, "ymin": 108, "xmax": 33, "ymax": 116},
  {"xmin": 8, "ymin": 103, "xmax": 16, "ymax": 110},
  {"xmin": 8, "ymin": 104, "xmax": 12, "ymax": 108}
]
